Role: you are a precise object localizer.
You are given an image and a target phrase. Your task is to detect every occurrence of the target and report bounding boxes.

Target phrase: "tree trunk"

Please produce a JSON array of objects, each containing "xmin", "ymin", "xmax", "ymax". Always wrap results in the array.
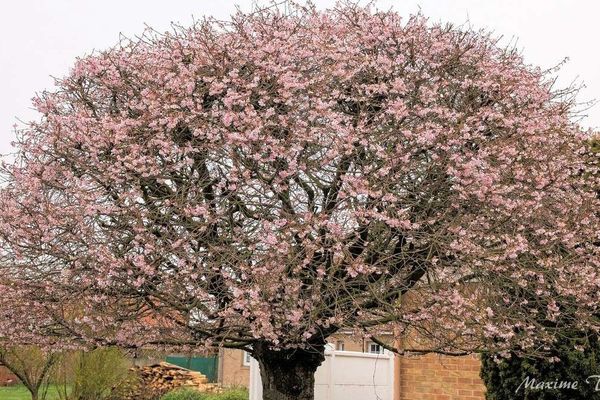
[
  {"xmin": 29, "ymin": 387, "xmax": 39, "ymax": 400},
  {"xmin": 254, "ymin": 342, "xmax": 326, "ymax": 400}
]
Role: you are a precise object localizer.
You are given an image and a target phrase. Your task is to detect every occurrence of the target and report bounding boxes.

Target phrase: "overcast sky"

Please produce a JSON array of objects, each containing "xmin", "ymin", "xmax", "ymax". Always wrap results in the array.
[{"xmin": 1, "ymin": 0, "xmax": 599, "ymax": 155}]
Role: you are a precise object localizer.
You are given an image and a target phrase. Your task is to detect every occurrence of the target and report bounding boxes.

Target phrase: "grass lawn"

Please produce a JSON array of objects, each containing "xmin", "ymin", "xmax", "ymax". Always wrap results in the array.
[{"xmin": 0, "ymin": 385, "xmax": 65, "ymax": 400}]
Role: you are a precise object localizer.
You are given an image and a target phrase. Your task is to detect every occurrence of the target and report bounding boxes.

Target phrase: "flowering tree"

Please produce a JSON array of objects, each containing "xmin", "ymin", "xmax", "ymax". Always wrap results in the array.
[{"xmin": 0, "ymin": 4, "xmax": 598, "ymax": 399}]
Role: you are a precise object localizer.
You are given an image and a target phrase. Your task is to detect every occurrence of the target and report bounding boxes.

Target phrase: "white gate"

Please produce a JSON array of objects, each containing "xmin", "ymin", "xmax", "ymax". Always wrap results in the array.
[{"xmin": 249, "ymin": 350, "xmax": 395, "ymax": 400}]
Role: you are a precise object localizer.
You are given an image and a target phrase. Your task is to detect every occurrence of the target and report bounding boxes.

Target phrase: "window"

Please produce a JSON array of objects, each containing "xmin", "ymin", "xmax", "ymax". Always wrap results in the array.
[
  {"xmin": 368, "ymin": 342, "xmax": 383, "ymax": 354},
  {"xmin": 336, "ymin": 341, "xmax": 345, "ymax": 351},
  {"xmin": 243, "ymin": 351, "xmax": 252, "ymax": 367}
]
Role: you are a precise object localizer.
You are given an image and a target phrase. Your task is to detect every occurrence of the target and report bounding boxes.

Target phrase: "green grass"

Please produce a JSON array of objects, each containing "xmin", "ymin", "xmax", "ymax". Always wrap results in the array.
[
  {"xmin": 0, "ymin": 384, "xmax": 65, "ymax": 400},
  {"xmin": 0, "ymin": 385, "xmax": 248, "ymax": 400}
]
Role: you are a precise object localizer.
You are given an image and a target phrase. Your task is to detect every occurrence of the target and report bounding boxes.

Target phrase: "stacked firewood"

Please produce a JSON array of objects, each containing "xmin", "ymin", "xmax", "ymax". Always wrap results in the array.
[
  {"xmin": 111, "ymin": 362, "xmax": 221, "ymax": 400},
  {"xmin": 136, "ymin": 362, "xmax": 215, "ymax": 390}
]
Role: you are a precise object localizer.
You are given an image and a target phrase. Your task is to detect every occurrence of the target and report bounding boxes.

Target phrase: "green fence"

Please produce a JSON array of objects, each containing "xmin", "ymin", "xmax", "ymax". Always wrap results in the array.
[{"xmin": 165, "ymin": 355, "xmax": 219, "ymax": 383}]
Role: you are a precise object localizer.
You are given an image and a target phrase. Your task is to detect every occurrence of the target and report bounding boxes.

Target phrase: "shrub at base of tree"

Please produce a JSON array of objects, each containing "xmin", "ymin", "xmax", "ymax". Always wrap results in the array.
[
  {"xmin": 160, "ymin": 388, "xmax": 205, "ymax": 400},
  {"xmin": 160, "ymin": 387, "xmax": 248, "ymax": 400}
]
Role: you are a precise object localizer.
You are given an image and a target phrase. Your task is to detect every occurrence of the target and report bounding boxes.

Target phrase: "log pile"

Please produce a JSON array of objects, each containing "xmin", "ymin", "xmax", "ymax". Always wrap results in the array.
[
  {"xmin": 111, "ymin": 362, "xmax": 221, "ymax": 400},
  {"xmin": 136, "ymin": 362, "xmax": 216, "ymax": 390}
]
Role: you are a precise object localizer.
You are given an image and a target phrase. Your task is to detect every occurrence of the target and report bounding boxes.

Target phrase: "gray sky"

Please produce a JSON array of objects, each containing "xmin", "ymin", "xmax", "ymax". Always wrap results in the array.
[{"xmin": 1, "ymin": 1, "xmax": 599, "ymax": 155}]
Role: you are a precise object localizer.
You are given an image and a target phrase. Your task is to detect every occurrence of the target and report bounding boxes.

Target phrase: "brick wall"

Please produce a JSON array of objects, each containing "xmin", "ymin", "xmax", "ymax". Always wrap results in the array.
[
  {"xmin": 329, "ymin": 333, "xmax": 364, "ymax": 352},
  {"xmin": 0, "ymin": 366, "xmax": 18, "ymax": 386},
  {"xmin": 398, "ymin": 353, "xmax": 485, "ymax": 400},
  {"xmin": 219, "ymin": 348, "xmax": 250, "ymax": 387}
]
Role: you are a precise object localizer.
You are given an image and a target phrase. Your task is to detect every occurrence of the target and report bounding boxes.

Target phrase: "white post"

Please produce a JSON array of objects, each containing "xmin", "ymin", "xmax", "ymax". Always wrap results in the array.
[
  {"xmin": 249, "ymin": 357, "xmax": 262, "ymax": 400},
  {"xmin": 387, "ymin": 350, "xmax": 395, "ymax": 399},
  {"xmin": 328, "ymin": 350, "xmax": 335, "ymax": 400}
]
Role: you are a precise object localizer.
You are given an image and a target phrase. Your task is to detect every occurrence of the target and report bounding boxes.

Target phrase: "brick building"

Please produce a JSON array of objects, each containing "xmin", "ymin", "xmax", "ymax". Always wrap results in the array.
[
  {"xmin": 0, "ymin": 366, "xmax": 18, "ymax": 386},
  {"xmin": 218, "ymin": 347, "xmax": 251, "ymax": 387},
  {"xmin": 397, "ymin": 353, "xmax": 485, "ymax": 400}
]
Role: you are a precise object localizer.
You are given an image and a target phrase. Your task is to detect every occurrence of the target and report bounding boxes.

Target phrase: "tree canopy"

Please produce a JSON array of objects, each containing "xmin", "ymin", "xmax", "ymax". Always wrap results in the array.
[{"xmin": 0, "ymin": 3, "xmax": 598, "ymax": 399}]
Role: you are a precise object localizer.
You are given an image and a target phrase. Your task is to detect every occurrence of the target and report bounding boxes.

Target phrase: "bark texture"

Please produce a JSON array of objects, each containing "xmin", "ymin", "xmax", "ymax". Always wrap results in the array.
[{"xmin": 254, "ymin": 342, "xmax": 325, "ymax": 400}]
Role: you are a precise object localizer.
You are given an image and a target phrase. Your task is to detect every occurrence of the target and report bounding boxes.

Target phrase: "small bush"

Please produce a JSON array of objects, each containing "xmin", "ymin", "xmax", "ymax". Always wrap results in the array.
[
  {"xmin": 160, "ymin": 388, "xmax": 207, "ymax": 400},
  {"xmin": 160, "ymin": 388, "xmax": 248, "ymax": 400},
  {"xmin": 69, "ymin": 348, "xmax": 131, "ymax": 400},
  {"xmin": 206, "ymin": 388, "xmax": 248, "ymax": 400},
  {"xmin": 481, "ymin": 335, "xmax": 600, "ymax": 400}
]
